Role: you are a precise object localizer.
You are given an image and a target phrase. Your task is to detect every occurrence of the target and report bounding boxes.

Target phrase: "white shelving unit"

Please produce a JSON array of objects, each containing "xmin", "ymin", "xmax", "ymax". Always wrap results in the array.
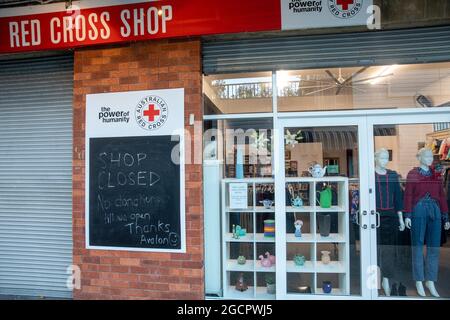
[
  {"xmin": 285, "ymin": 177, "xmax": 350, "ymax": 296},
  {"xmin": 221, "ymin": 178, "xmax": 276, "ymax": 300},
  {"xmin": 221, "ymin": 177, "xmax": 350, "ymax": 299}
]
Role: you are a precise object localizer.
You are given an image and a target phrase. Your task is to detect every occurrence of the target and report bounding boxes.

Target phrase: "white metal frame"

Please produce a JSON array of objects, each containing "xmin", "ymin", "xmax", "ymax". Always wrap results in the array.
[
  {"xmin": 221, "ymin": 178, "xmax": 277, "ymax": 300},
  {"xmin": 276, "ymin": 115, "xmax": 372, "ymax": 300},
  {"xmin": 366, "ymin": 110, "xmax": 450, "ymax": 300},
  {"xmin": 204, "ymin": 66, "xmax": 450, "ymax": 300}
]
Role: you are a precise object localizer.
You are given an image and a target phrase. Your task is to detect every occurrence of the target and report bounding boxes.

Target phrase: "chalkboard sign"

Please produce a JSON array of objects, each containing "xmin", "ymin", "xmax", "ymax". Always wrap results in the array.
[{"xmin": 88, "ymin": 135, "xmax": 181, "ymax": 250}]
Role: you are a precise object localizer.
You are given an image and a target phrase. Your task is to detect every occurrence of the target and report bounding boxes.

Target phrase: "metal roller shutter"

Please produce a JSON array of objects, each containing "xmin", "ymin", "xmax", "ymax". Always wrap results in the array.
[
  {"xmin": 0, "ymin": 55, "xmax": 73, "ymax": 299},
  {"xmin": 203, "ymin": 26, "xmax": 450, "ymax": 74}
]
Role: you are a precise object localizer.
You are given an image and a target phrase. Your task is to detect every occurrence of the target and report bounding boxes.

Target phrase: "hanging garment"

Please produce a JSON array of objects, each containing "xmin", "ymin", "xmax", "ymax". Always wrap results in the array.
[
  {"xmin": 438, "ymin": 138, "xmax": 450, "ymax": 160},
  {"xmin": 375, "ymin": 170, "xmax": 404, "ymax": 280},
  {"xmin": 403, "ymin": 167, "xmax": 449, "ymax": 223},
  {"xmin": 377, "ymin": 209, "xmax": 400, "ymax": 279},
  {"xmin": 375, "ymin": 170, "xmax": 404, "ymax": 212},
  {"xmin": 350, "ymin": 189, "xmax": 359, "ymax": 224}
]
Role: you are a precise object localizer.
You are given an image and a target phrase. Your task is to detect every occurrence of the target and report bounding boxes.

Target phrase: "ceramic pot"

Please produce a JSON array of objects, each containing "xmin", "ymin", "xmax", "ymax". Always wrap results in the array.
[
  {"xmin": 264, "ymin": 219, "xmax": 275, "ymax": 237},
  {"xmin": 317, "ymin": 186, "xmax": 332, "ymax": 208},
  {"xmin": 293, "ymin": 255, "xmax": 306, "ymax": 266},
  {"xmin": 322, "ymin": 281, "xmax": 332, "ymax": 294},
  {"xmin": 267, "ymin": 283, "xmax": 276, "ymax": 294},
  {"xmin": 260, "ymin": 199, "xmax": 274, "ymax": 209},
  {"xmin": 321, "ymin": 251, "xmax": 331, "ymax": 264},
  {"xmin": 291, "ymin": 196, "xmax": 303, "ymax": 207},
  {"xmin": 317, "ymin": 214, "xmax": 331, "ymax": 237},
  {"xmin": 237, "ymin": 256, "xmax": 246, "ymax": 265}
]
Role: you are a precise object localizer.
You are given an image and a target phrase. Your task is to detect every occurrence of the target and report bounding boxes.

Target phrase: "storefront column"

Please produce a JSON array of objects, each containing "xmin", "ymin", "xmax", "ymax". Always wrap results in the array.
[{"xmin": 72, "ymin": 38, "xmax": 204, "ymax": 299}]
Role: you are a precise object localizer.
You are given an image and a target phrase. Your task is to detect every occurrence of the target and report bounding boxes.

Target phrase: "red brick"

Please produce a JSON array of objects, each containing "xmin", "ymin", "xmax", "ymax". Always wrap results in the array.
[{"xmin": 73, "ymin": 38, "xmax": 203, "ymax": 300}]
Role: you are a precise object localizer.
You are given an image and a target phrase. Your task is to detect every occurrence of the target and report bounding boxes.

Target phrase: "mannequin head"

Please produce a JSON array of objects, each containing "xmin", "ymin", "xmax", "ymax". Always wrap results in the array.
[
  {"xmin": 416, "ymin": 148, "xmax": 434, "ymax": 168},
  {"xmin": 375, "ymin": 148, "xmax": 390, "ymax": 169}
]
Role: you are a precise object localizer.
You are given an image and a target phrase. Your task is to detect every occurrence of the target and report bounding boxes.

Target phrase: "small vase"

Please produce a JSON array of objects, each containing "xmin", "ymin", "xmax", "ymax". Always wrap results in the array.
[
  {"xmin": 321, "ymin": 251, "xmax": 331, "ymax": 265},
  {"xmin": 267, "ymin": 283, "xmax": 276, "ymax": 294},
  {"xmin": 318, "ymin": 214, "xmax": 331, "ymax": 237},
  {"xmin": 235, "ymin": 147, "xmax": 244, "ymax": 179},
  {"xmin": 293, "ymin": 255, "xmax": 306, "ymax": 266},
  {"xmin": 322, "ymin": 281, "xmax": 332, "ymax": 294},
  {"xmin": 237, "ymin": 256, "xmax": 246, "ymax": 265},
  {"xmin": 264, "ymin": 219, "xmax": 275, "ymax": 238}
]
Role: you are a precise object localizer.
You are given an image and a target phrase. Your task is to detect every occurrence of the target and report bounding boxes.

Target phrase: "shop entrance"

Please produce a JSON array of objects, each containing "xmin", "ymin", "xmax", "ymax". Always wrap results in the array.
[{"xmin": 275, "ymin": 108, "xmax": 450, "ymax": 299}]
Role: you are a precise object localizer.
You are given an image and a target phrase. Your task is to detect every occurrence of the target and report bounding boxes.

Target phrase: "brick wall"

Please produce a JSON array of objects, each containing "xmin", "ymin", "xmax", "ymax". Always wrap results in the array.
[{"xmin": 72, "ymin": 38, "xmax": 204, "ymax": 300}]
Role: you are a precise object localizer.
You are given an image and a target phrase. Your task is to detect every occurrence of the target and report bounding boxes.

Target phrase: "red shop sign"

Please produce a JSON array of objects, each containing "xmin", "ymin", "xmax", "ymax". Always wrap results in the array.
[{"xmin": 0, "ymin": 0, "xmax": 281, "ymax": 54}]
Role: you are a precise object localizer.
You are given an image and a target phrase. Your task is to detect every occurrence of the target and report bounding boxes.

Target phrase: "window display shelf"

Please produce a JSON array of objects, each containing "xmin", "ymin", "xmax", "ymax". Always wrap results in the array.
[
  {"xmin": 286, "ymin": 206, "xmax": 314, "ymax": 213},
  {"xmin": 225, "ymin": 286, "xmax": 276, "ymax": 300},
  {"xmin": 225, "ymin": 207, "xmax": 254, "ymax": 212},
  {"xmin": 222, "ymin": 177, "xmax": 350, "ymax": 298},
  {"xmin": 255, "ymin": 286, "xmax": 276, "ymax": 299},
  {"xmin": 224, "ymin": 233, "xmax": 254, "ymax": 242},
  {"xmin": 222, "ymin": 179, "xmax": 276, "ymax": 300},
  {"xmin": 315, "ymin": 288, "xmax": 345, "ymax": 295},
  {"xmin": 255, "ymin": 262, "xmax": 276, "ymax": 272},
  {"xmin": 315, "ymin": 206, "xmax": 346, "ymax": 212},
  {"xmin": 315, "ymin": 261, "xmax": 346, "ymax": 273},
  {"xmin": 254, "ymin": 233, "xmax": 275, "ymax": 243},
  {"xmin": 285, "ymin": 177, "xmax": 350, "ymax": 297},
  {"xmin": 286, "ymin": 233, "xmax": 314, "ymax": 243},
  {"xmin": 316, "ymin": 233, "xmax": 345, "ymax": 243},
  {"xmin": 286, "ymin": 177, "xmax": 348, "ymax": 183},
  {"xmin": 286, "ymin": 261, "xmax": 315, "ymax": 273},
  {"xmin": 255, "ymin": 207, "xmax": 275, "ymax": 213},
  {"xmin": 226, "ymin": 286, "xmax": 255, "ymax": 300},
  {"xmin": 226, "ymin": 260, "xmax": 255, "ymax": 272}
]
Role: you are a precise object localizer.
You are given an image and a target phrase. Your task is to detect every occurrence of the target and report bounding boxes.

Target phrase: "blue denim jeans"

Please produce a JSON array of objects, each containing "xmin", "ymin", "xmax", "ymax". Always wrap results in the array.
[{"xmin": 411, "ymin": 196, "xmax": 442, "ymax": 282}]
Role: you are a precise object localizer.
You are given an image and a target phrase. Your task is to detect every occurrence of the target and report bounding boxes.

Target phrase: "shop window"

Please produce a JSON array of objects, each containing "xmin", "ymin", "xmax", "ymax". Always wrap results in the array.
[
  {"xmin": 277, "ymin": 62, "xmax": 450, "ymax": 112},
  {"xmin": 203, "ymin": 118, "xmax": 273, "ymax": 297},
  {"xmin": 374, "ymin": 122, "xmax": 450, "ymax": 298},
  {"xmin": 203, "ymin": 118, "xmax": 273, "ymax": 178},
  {"xmin": 203, "ymin": 72, "xmax": 273, "ymax": 115}
]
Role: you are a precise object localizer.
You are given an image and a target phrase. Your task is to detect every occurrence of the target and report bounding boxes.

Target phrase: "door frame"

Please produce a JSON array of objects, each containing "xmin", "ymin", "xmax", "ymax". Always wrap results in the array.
[
  {"xmin": 366, "ymin": 108, "xmax": 450, "ymax": 300},
  {"xmin": 275, "ymin": 114, "xmax": 372, "ymax": 300},
  {"xmin": 275, "ymin": 107, "xmax": 450, "ymax": 300}
]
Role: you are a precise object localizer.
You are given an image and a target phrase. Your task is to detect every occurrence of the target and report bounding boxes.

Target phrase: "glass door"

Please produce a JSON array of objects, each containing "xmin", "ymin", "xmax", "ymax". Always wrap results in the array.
[
  {"xmin": 275, "ymin": 115, "xmax": 372, "ymax": 299},
  {"xmin": 367, "ymin": 109, "xmax": 450, "ymax": 299}
]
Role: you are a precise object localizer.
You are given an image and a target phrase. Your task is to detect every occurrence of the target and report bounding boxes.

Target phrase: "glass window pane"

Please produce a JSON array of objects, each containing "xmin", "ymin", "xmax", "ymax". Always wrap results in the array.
[
  {"xmin": 278, "ymin": 62, "xmax": 450, "ymax": 112},
  {"xmin": 374, "ymin": 122, "xmax": 450, "ymax": 298},
  {"xmin": 204, "ymin": 118, "xmax": 273, "ymax": 178},
  {"xmin": 284, "ymin": 126, "xmax": 361, "ymax": 297},
  {"xmin": 204, "ymin": 72, "xmax": 273, "ymax": 115}
]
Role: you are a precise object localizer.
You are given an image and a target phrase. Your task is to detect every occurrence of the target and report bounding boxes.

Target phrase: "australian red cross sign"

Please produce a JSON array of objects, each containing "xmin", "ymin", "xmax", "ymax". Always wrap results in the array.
[
  {"xmin": 135, "ymin": 96, "xmax": 168, "ymax": 131},
  {"xmin": 0, "ymin": 0, "xmax": 372, "ymax": 54}
]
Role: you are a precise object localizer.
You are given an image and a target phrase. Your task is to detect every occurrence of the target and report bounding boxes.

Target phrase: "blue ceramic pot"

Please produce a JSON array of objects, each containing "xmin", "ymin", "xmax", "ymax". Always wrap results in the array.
[{"xmin": 322, "ymin": 281, "xmax": 332, "ymax": 294}]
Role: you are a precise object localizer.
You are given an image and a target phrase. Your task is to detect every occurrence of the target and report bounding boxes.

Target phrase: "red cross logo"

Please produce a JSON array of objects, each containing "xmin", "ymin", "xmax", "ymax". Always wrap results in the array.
[
  {"xmin": 337, "ymin": 0, "xmax": 353, "ymax": 10},
  {"xmin": 143, "ymin": 104, "xmax": 160, "ymax": 122}
]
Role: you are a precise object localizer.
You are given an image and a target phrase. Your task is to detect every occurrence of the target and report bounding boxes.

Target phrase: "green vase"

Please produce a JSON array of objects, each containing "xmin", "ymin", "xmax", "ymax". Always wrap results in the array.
[{"xmin": 317, "ymin": 186, "xmax": 332, "ymax": 208}]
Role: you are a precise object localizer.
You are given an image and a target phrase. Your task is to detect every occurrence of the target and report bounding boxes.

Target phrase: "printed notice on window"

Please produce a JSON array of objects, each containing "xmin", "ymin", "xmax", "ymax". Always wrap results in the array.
[{"xmin": 229, "ymin": 183, "xmax": 248, "ymax": 209}]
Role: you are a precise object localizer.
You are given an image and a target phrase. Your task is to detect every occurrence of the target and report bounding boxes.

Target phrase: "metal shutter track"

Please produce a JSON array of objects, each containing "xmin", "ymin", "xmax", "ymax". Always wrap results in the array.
[
  {"xmin": 203, "ymin": 26, "xmax": 450, "ymax": 74},
  {"xmin": 0, "ymin": 55, "xmax": 73, "ymax": 299}
]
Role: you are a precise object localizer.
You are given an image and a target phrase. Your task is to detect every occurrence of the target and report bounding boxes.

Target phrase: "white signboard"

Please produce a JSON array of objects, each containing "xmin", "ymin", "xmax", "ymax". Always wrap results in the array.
[
  {"xmin": 85, "ymin": 88, "xmax": 186, "ymax": 253},
  {"xmin": 281, "ymin": 0, "xmax": 373, "ymax": 30},
  {"xmin": 229, "ymin": 183, "xmax": 249, "ymax": 209}
]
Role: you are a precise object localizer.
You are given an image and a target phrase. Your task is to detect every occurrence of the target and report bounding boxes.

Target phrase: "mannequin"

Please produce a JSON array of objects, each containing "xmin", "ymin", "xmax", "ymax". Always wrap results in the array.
[
  {"xmin": 374, "ymin": 148, "xmax": 405, "ymax": 296},
  {"xmin": 404, "ymin": 148, "xmax": 450, "ymax": 298}
]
